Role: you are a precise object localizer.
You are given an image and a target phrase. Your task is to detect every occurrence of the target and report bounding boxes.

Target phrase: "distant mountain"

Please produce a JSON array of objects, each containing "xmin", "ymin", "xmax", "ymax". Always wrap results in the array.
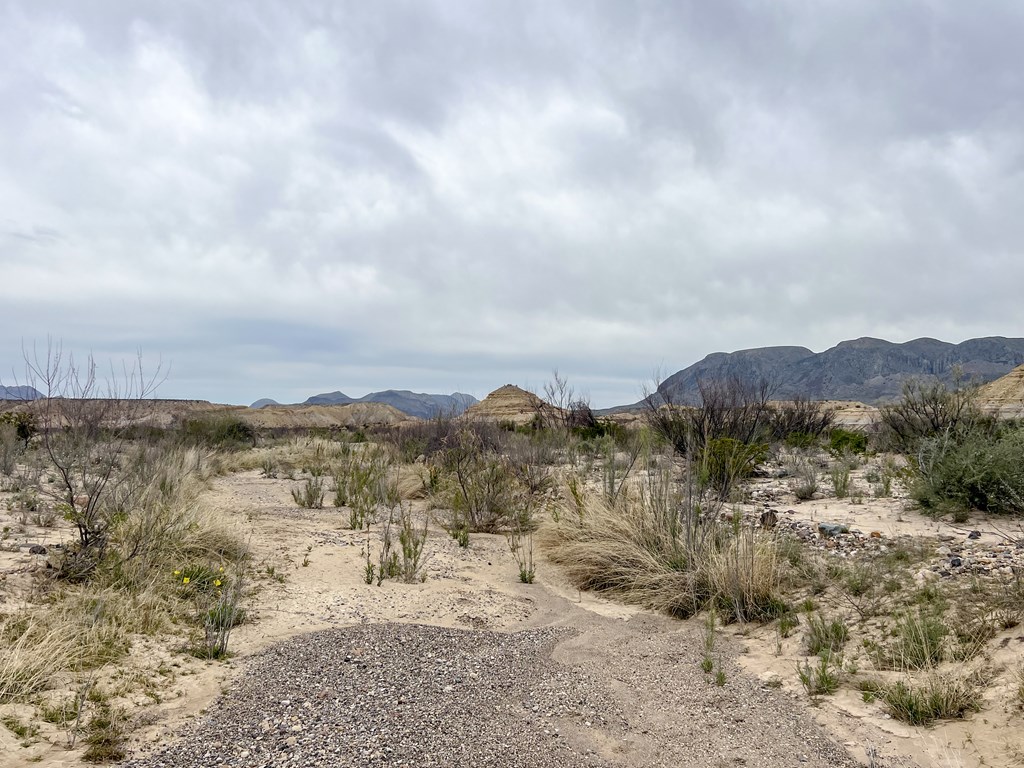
[
  {"xmin": 650, "ymin": 336, "xmax": 1024, "ymax": 406},
  {"xmin": 250, "ymin": 389, "xmax": 479, "ymax": 419},
  {"xmin": 303, "ymin": 391, "xmax": 355, "ymax": 406},
  {"xmin": 249, "ymin": 398, "xmax": 280, "ymax": 409},
  {"xmin": 355, "ymin": 390, "xmax": 477, "ymax": 420},
  {"xmin": 0, "ymin": 385, "xmax": 42, "ymax": 401}
]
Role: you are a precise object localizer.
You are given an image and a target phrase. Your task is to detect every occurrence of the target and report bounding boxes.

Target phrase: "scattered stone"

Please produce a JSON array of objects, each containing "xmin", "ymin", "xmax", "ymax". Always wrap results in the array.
[
  {"xmin": 968, "ymin": 530, "xmax": 982, "ymax": 540},
  {"xmin": 817, "ymin": 523, "xmax": 849, "ymax": 538},
  {"xmin": 28, "ymin": 544, "xmax": 47, "ymax": 555}
]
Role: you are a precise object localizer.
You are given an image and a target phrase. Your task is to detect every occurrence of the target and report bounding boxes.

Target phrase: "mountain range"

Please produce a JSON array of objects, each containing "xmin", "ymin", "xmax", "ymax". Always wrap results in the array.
[
  {"xmin": 652, "ymin": 336, "xmax": 1024, "ymax": 405},
  {"xmin": 0, "ymin": 385, "xmax": 42, "ymax": 401},
  {"xmin": 251, "ymin": 390, "xmax": 478, "ymax": 420}
]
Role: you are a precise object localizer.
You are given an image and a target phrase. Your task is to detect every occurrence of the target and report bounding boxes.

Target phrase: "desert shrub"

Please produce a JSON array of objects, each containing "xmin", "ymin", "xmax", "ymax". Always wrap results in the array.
[
  {"xmin": 643, "ymin": 375, "xmax": 775, "ymax": 457},
  {"xmin": 769, "ymin": 397, "xmax": 836, "ymax": 444},
  {"xmin": 784, "ymin": 432, "xmax": 818, "ymax": 449},
  {"xmin": 291, "ymin": 475, "xmax": 325, "ymax": 508},
  {"xmin": 699, "ymin": 437, "xmax": 768, "ymax": 499},
  {"xmin": 879, "ymin": 376, "xmax": 985, "ymax": 453},
  {"xmin": 0, "ymin": 410, "xmax": 37, "ymax": 444},
  {"xmin": 912, "ymin": 425, "xmax": 1024, "ymax": 516},
  {"xmin": 181, "ymin": 416, "xmax": 257, "ymax": 447},
  {"xmin": 829, "ymin": 428, "xmax": 867, "ymax": 456},
  {"xmin": 0, "ymin": 422, "xmax": 23, "ymax": 475},
  {"xmin": 829, "ymin": 462, "xmax": 852, "ymax": 498},
  {"xmin": 437, "ymin": 429, "xmax": 528, "ymax": 533},
  {"xmin": 387, "ymin": 415, "xmax": 505, "ymax": 462}
]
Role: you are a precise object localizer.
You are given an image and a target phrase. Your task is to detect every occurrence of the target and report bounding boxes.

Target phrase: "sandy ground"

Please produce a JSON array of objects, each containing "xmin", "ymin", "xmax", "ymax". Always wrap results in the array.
[{"xmin": 3, "ymin": 463, "xmax": 1024, "ymax": 767}]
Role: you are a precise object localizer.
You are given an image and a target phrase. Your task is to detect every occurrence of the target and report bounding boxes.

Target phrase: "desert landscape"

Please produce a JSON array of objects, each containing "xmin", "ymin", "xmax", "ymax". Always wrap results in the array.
[{"xmin": 2, "ymin": 360, "xmax": 1024, "ymax": 768}]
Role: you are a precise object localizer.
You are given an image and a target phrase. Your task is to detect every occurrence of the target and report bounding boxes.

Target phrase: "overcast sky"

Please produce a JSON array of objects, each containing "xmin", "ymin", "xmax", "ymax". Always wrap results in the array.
[{"xmin": 1, "ymin": 2, "xmax": 1022, "ymax": 407}]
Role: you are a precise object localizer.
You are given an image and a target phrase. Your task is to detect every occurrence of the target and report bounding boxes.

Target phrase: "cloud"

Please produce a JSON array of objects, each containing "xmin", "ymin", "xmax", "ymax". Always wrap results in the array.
[{"xmin": 1, "ymin": 1, "xmax": 1022, "ymax": 406}]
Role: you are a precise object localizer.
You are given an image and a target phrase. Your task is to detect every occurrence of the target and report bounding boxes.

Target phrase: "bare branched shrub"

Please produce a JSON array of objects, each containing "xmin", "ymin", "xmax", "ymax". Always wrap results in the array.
[
  {"xmin": 768, "ymin": 396, "xmax": 836, "ymax": 443},
  {"xmin": 879, "ymin": 373, "xmax": 985, "ymax": 452},
  {"xmin": 18, "ymin": 342, "xmax": 165, "ymax": 578},
  {"xmin": 643, "ymin": 374, "xmax": 775, "ymax": 462}
]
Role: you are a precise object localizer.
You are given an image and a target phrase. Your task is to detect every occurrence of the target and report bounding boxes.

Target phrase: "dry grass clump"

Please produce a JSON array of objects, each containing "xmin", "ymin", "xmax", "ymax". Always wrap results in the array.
[
  {"xmin": 0, "ymin": 618, "xmax": 82, "ymax": 703},
  {"xmin": 539, "ymin": 471, "xmax": 784, "ymax": 622}
]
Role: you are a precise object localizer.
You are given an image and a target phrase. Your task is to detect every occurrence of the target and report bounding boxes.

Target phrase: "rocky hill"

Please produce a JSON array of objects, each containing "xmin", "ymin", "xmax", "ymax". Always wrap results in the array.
[
  {"xmin": 655, "ymin": 336, "xmax": 1024, "ymax": 405},
  {"xmin": 462, "ymin": 385, "xmax": 546, "ymax": 424},
  {"xmin": 977, "ymin": 364, "xmax": 1024, "ymax": 419}
]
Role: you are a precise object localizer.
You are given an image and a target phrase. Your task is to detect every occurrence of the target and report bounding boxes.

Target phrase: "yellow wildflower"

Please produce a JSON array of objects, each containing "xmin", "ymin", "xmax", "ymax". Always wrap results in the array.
[
  {"xmin": 214, "ymin": 579, "xmax": 222, "ymax": 587},
  {"xmin": 182, "ymin": 576, "xmax": 190, "ymax": 585},
  {"xmin": 173, "ymin": 570, "xmax": 181, "ymax": 576}
]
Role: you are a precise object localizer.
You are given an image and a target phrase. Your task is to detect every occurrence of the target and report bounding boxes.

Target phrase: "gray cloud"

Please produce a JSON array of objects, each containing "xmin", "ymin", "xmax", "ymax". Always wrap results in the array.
[{"xmin": 1, "ymin": 1, "xmax": 1022, "ymax": 406}]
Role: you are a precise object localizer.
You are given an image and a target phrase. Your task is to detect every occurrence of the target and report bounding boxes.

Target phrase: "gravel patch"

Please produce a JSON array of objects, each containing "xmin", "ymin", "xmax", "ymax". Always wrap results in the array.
[
  {"xmin": 126, "ymin": 623, "xmax": 615, "ymax": 768},
  {"xmin": 126, "ymin": 617, "xmax": 870, "ymax": 768}
]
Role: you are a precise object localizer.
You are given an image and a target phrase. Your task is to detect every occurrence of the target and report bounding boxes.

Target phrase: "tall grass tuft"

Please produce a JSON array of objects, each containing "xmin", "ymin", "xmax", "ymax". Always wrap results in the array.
[{"xmin": 539, "ymin": 465, "xmax": 784, "ymax": 622}]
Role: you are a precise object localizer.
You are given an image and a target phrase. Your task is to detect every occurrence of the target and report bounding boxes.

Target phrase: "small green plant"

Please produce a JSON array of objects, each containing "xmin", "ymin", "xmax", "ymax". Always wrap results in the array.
[
  {"xmin": 291, "ymin": 476, "xmax": 325, "ymax": 509},
  {"xmin": 787, "ymin": 451, "xmax": 820, "ymax": 500},
  {"xmin": 2, "ymin": 714, "xmax": 39, "ymax": 741},
  {"xmin": 397, "ymin": 503, "xmax": 428, "ymax": 583},
  {"xmin": 804, "ymin": 613, "xmax": 849, "ymax": 656},
  {"xmin": 797, "ymin": 653, "xmax": 841, "ymax": 699},
  {"xmin": 829, "ymin": 463, "xmax": 852, "ymax": 498},
  {"xmin": 508, "ymin": 520, "xmax": 536, "ymax": 584},
  {"xmin": 778, "ymin": 613, "xmax": 799, "ymax": 638},
  {"xmin": 700, "ymin": 656, "xmax": 714, "ymax": 674},
  {"xmin": 81, "ymin": 703, "xmax": 127, "ymax": 763},
  {"xmin": 873, "ymin": 474, "xmax": 893, "ymax": 498},
  {"xmin": 714, "ymin": 663, "xmax": 726, "ymax": 687},
  {"xmin": 868, "ymin": 610, "xmax": 948, "ymax": 671},
  {"xmin": 448, "ymin": 521, "xmax": 470, "ymax": 548},
  {"xmin": 40, "ymin": 695, "xmax": 82, "ymax": 725}
]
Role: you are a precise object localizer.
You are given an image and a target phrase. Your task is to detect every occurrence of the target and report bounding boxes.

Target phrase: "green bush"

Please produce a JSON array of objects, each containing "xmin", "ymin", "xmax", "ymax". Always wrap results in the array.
[
  {"xmin": 181, "ymin": 416, "xmax": 256, "ymax": 447},
  {"xmin": 829, "ymin": 428, "xmax": 867, "ymax": 456},
  {"xmin": 912, "ymin": 426, "xmax": 1024, "ymax": 516},
  {"xmin": 0, "ymin": 411, "xmax": 36, "ymax": 444},
  {"xmin": 699, "ymin": 437, "xmax": 768, "ymax": 499}
]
